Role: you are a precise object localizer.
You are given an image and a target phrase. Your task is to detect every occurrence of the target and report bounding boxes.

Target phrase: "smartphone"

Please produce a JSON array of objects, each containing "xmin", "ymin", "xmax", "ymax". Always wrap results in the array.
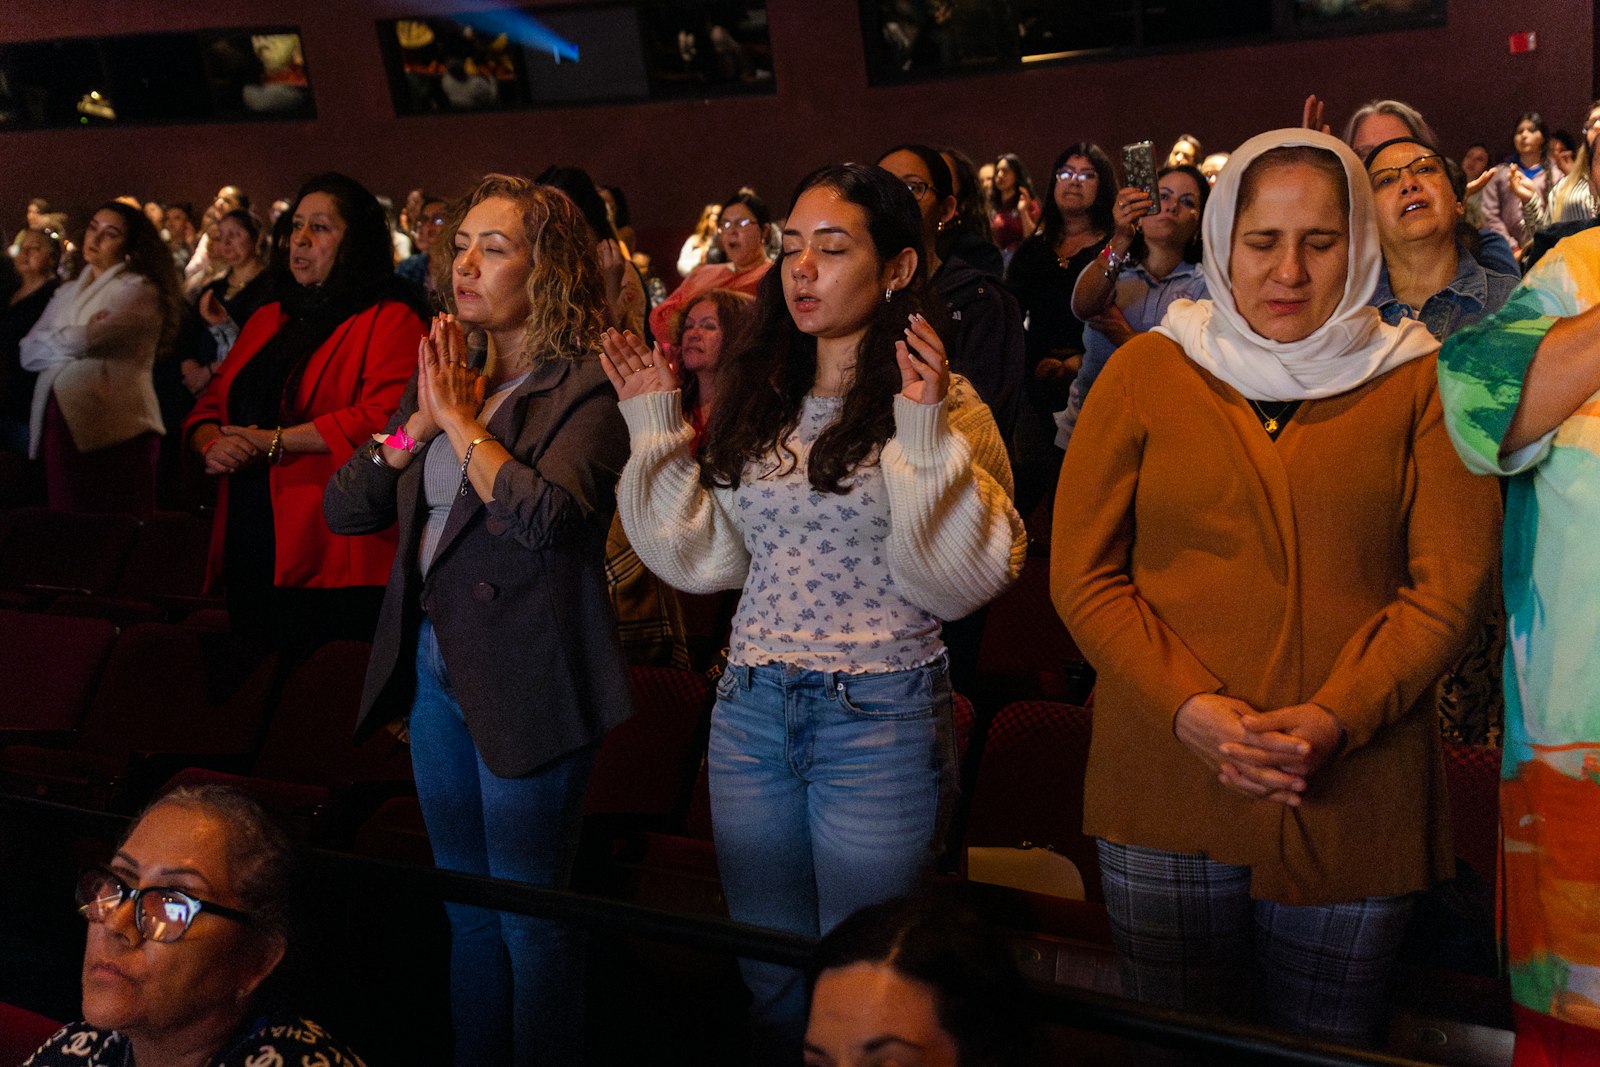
[{"xmin": 1120, "ymin": 140, "xmax": 1161, "ymax": 216}]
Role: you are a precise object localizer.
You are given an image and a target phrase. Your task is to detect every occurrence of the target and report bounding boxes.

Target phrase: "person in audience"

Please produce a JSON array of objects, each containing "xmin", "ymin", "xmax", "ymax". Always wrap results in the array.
[
  {"xmin": 1200, "ymin": 151, "xmax": 1230, "ymax": 185},
  {"xmin": 0, "ymin": 229, "xmax": 60, "ymax": 454},
  {"xmin": 804, "ymin": 892, "xmax": 1035, "ymax": 1067},
  {"xmin": 1481, "ymin": 111, "xmax": 1561, "ymax": 254},
  {"xmin": 936, "ymin": 147, "xmax": 1004, "ymax": 279},
  {"xmin": 1366, "ymin": 137, "xmax": 1518, "ymax": 747},
  {"xmin": 1006, "ymin": 142, "xmax": 1114, "ymax": 520},
  {"xmin": 20, "ymin": 201, "xmax": 182, "ymax": 519},
  {"xmin": 1341, "ymin": 98, "xmax": 1439, "ymax": 160},
  {"xmin": 878, "ymin": 143, "xmax": 1025, "ymax": 441},
  {"xmin": 599, "ymin": 184, "xmax": 638, "ymax": 251},
  {"xmin": 1166, "ymin": 133, "xmax": 1202, "ymax": 168},
  {"xmin": 190, "ymin": 209, "xmax": 274, "ymax": 377},
  {"xmin": 397, "ymin": 193, "xmax": 448, "ymax": 296},
  {"xmin": 988, "ymin": 153, "xmax": 1039, "ymax": 265},
  {"xmin": 539, "ymin": 165, "xmax": 651, "ymax": 339},
  {"xmin": 9, "ymin": 198, "xmax": 49, "ymax": 256},
  {"xmin": 1057, "ymin": 162, "xmax": 1209, "ymax": 451},
  {"xmin": 1052, "ymin": 129, "xmax": 1500, "ymax": 1046},
  {"xmin": 163, "ymin": 202, "xmax": 198, "ymax": 267},
  {"xmin": 602, "ymin": 162, "xmax": 1025, "ymax": 1059},
  {"xmin": 23, "ymin": 785, "xmax": 367, "ymax": 1067},
  {"xmin": 1367, "ymin": 137, "xmax": 1519, "ymax": 340},
  {"xmin": 184, "ymin": 186, "xmax": 248, "ymax": 293},
  {"xmin": 1437, "ymin": 226, "xmax": 1600, "ymax": 1067},
  {"xmin": 1512, "ymin": 100, "xmax": 1600, "ymax": 241},
  {"xmin": 185, "ymin": 172, "xmax": 422, "ymax": 651},
  {"xmin": 325, "ymin": 174, "xmax": 630, "ymax": 1067},
  {"xmin": 649, "ymin": 188, "xmax": 773, "ymax": 345},
  {"xmin": 1462, "ymin": 142, "xmax": 1492, "ymax": 228},
  {"xmin": 677, "ymin": 202, "xmax": 724, "ymax": 279},
  {"xmin": 1335, "ymin": 96, "xmax": 1517, "ymax": 274},
  {"xmin": 1549, "ymin": 129, "xmax": 1578, "ymax": 175},
  {"xmin": 672, "ymin": 287, "xmax": 752, "ymax": 452}
]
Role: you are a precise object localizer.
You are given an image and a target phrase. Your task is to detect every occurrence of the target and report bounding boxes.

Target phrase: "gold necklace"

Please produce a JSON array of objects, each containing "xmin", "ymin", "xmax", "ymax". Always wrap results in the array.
[{"xmin": 1246, "ymin": 397, "xmax": 1295, "ymax": 434}]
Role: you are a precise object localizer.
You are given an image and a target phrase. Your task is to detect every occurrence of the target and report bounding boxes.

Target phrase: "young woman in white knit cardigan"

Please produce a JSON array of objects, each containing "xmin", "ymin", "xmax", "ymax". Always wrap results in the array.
[{"xmin": 602, "ymin": 162, "xmax": 1026, "ymax": 1058}]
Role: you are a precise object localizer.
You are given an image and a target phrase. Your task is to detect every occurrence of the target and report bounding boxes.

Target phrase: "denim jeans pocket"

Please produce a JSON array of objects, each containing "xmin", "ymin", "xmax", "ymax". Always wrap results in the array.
[{"xmin": 834, "ymin": 663, "xmax": 938, "ymax": 720}]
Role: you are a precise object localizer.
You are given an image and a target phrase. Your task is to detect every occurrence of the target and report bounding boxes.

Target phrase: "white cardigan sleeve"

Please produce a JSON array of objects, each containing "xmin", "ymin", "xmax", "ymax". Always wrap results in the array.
[
  {"xmin": 880, "ymin": 377, "xmax": 1027, "ymax": 620},
  {"xmin": 18, "ymin": 284, "xmax": 83, "ymax": 372},
  {"xmin": 616, "ymin": 390, "xmax": 751, "ymax": 594}
]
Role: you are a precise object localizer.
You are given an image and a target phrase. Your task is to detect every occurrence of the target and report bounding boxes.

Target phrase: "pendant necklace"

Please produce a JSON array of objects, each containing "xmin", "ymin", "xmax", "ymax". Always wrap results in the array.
[{"xmin": 1247, "ymin": 397, "xmax": 1296, "ymax": 434}]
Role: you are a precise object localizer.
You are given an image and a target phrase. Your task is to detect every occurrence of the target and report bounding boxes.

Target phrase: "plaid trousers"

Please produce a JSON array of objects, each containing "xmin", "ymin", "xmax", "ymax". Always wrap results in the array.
[{"xmin": 1097, "ymin": 839, "xmax": 1415, "ymax": 1047}]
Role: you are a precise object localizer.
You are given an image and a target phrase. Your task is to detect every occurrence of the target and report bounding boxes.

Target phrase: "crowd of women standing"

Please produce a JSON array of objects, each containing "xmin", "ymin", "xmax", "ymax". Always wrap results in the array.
[{"xmin": 9, "ymin": 90, "xmax": 1600, "ymax": 1066}]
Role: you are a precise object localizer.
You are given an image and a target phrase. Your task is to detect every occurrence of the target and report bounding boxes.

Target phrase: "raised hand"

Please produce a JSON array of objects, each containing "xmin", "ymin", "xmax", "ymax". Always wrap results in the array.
[
  {"xmin": 198, "ymin": 289, "xmax": 231, "ymax": 327},
  {"xmin": 421, "ymin": 313, "xmax": 484, "ymax": 433},
  {"xmin": 1302, "ymin": 93, "xmax": 1330, "ymax": 135},
  {"xmin": 599, "ymin": 327, "xmax": 678, "ymax": 401},
  {"xmin": 894, "ymin": 312, "xmax": 950, "ymax": 406}
]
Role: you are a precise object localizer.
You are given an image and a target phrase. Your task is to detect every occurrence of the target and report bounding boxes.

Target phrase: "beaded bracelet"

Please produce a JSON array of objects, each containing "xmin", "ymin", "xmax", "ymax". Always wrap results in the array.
[
  {"xmin": 267, "ymin": 426, "xmax": 284, "ymax": 465},
  {"xmin": 458, "ymin": 435, "xmax": 494, "ymax": 497}
]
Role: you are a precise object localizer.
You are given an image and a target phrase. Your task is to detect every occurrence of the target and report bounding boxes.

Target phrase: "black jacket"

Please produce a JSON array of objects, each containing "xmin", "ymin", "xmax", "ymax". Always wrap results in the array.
[{"xmin": 324, "ymin": 353, "xmax": 634, "ymax": 777}]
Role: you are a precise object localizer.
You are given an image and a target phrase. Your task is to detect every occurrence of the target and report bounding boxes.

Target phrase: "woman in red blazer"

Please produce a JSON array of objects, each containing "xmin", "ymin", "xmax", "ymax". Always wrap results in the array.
[{"xmin": 185, "ymin": 172, "xmax": 424, "ymax": 650}]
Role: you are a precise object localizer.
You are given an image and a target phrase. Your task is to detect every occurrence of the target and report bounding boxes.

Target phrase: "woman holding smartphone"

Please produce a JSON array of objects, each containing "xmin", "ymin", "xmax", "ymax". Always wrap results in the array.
[{"xmin": 602, "ymin": 162, "xmax": 1026, "ymax": 1058}]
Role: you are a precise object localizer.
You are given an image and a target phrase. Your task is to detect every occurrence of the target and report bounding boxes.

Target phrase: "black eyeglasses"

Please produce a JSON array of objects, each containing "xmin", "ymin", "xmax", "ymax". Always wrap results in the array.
[
  {"xmin": 76, "ymin": 867, "xmax": 252, "ymax": 943},
  {"xmin": 902, "ymin": 179, "xmax": 932, "ymax": 199},
  {"xmin": 718, "ymin": 217, "xmax": 758, "ymax": 231},
  {"xmin": 1369, "ymin": 154, "xmax": 1445, "ymax": 191},
  {"xmin": 1055, "ymin": 168, "xmax": 1097, "ymax": 184}
]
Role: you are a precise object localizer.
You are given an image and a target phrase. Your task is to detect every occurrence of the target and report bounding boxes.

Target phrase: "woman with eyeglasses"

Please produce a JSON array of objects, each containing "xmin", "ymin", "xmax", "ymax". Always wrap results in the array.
[
  {"xmin": 25, "ymin": 785, "xmax": 368, "ymax": 1067},
  {"xmin": 1367, "ymin": 138, "xmax": 1519, "ymax": 342},
  {"xmin": 1005, "ymin": 142, "xmax": 1115, "ymax": 518},
  {"xmin": 1056, "ymin": 162, "xmax": 1210, "ymax": 451},
  {"xmin": 602, "ymin": 162, "xmax": 1025, "ymax": 1059},
  {"xmin": 648, "ymin": 189, "xmax": 773, "ymax": 354}
]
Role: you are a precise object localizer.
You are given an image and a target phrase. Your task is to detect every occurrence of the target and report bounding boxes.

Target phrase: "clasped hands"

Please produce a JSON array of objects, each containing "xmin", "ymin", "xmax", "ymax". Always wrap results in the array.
[
  {"xmin": 1173, "ymin": 693, "xmax": 1347, "ymax": 807},
  {"xmin": 409, "ymin": 313, "xmax": 487, "ymax": 447}
]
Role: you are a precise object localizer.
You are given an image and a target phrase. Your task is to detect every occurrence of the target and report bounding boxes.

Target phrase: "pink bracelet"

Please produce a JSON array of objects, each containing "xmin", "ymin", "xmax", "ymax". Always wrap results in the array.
[{"xmin": 381, "ymin": 424, "xmax": 422, "ymax": 454}]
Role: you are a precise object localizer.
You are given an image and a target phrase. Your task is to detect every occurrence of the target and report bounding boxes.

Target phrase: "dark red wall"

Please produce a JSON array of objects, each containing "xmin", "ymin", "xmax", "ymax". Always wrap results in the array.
[{"xmin": 1, "ymin": 0, "xmax": 1592, "ymax": 269}]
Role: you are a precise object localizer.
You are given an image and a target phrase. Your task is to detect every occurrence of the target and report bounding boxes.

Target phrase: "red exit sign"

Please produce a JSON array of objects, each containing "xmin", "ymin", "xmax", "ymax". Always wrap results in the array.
[{"xmin": 1509, "ymin": 31, "xmax": 1538, "ymax": 54}]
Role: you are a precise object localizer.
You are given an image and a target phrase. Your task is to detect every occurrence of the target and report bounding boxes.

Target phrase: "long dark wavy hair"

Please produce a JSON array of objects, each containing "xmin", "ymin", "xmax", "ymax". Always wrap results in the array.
[
  {"xmin": 699, "ymin": 163, "xmax": 929, "ymax": 495},
  {"xmin": 95, "ymin": 200, "xmax": 183, "ymax": 355},
  {"xmin": 1038, "ymin": 142, "xmax": 1116, "ymax": 247}
]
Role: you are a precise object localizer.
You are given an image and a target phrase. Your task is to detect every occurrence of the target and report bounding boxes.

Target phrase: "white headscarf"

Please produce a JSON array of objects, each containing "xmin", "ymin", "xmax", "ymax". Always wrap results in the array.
[{"xmin": 1153, "ymin": 128, "xmax": 1437, "ymax": 401}]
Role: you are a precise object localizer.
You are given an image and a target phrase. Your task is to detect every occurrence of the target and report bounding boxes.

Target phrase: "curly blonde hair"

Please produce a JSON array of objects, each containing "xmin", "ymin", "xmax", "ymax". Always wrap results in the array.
[{"xmin": 430, "ymin": 174, "xmax": 609, "ymax": 360}]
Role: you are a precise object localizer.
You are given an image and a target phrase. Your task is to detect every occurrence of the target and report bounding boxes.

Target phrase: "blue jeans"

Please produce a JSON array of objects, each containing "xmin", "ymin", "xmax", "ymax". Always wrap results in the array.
[
  {"xmin": 409, "ymin": 617, "xmax": 596, "ymax": 1067},
  {"xmin": 708, "ymin": 656, "xmax": 956, "ymax": 1054}
]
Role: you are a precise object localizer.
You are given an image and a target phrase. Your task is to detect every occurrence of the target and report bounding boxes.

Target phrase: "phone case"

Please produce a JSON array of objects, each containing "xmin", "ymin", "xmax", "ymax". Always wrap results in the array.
[{"xmin": 1121, "ymin": 141, "xmax": 1161, "ymax": 216}]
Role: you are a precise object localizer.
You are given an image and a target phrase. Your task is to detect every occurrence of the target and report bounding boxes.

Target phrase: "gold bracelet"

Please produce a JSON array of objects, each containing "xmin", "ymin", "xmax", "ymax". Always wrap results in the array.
[{"xmin": 267, "ymin": 426, "xmax": 284, "ymax": 465}]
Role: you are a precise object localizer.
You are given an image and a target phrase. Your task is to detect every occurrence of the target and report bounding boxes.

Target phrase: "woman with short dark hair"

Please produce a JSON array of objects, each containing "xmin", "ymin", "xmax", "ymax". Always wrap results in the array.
[{"xmin": 24, "ymin": 785, "xmax": 367, "ymax": 1067}]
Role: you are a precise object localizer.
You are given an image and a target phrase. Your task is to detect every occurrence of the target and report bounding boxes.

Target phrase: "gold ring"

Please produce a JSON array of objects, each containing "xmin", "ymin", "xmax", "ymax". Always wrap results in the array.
[{"xmin": 642, "ymin": 362, "xmax": 654, "ymax": 369}]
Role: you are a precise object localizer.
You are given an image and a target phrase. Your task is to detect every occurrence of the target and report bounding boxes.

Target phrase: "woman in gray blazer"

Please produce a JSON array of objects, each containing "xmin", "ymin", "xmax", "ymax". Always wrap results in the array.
[{"xmin": 324, "ymin": 175, "xmax": 630, "ymax": 1067}]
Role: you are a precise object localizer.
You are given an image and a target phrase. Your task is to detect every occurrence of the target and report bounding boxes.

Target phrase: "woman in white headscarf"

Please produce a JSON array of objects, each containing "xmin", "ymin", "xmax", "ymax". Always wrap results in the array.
[{"xmin": 1050, "ymin": 129, "xmax": 1501, "ymax": 1045}]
